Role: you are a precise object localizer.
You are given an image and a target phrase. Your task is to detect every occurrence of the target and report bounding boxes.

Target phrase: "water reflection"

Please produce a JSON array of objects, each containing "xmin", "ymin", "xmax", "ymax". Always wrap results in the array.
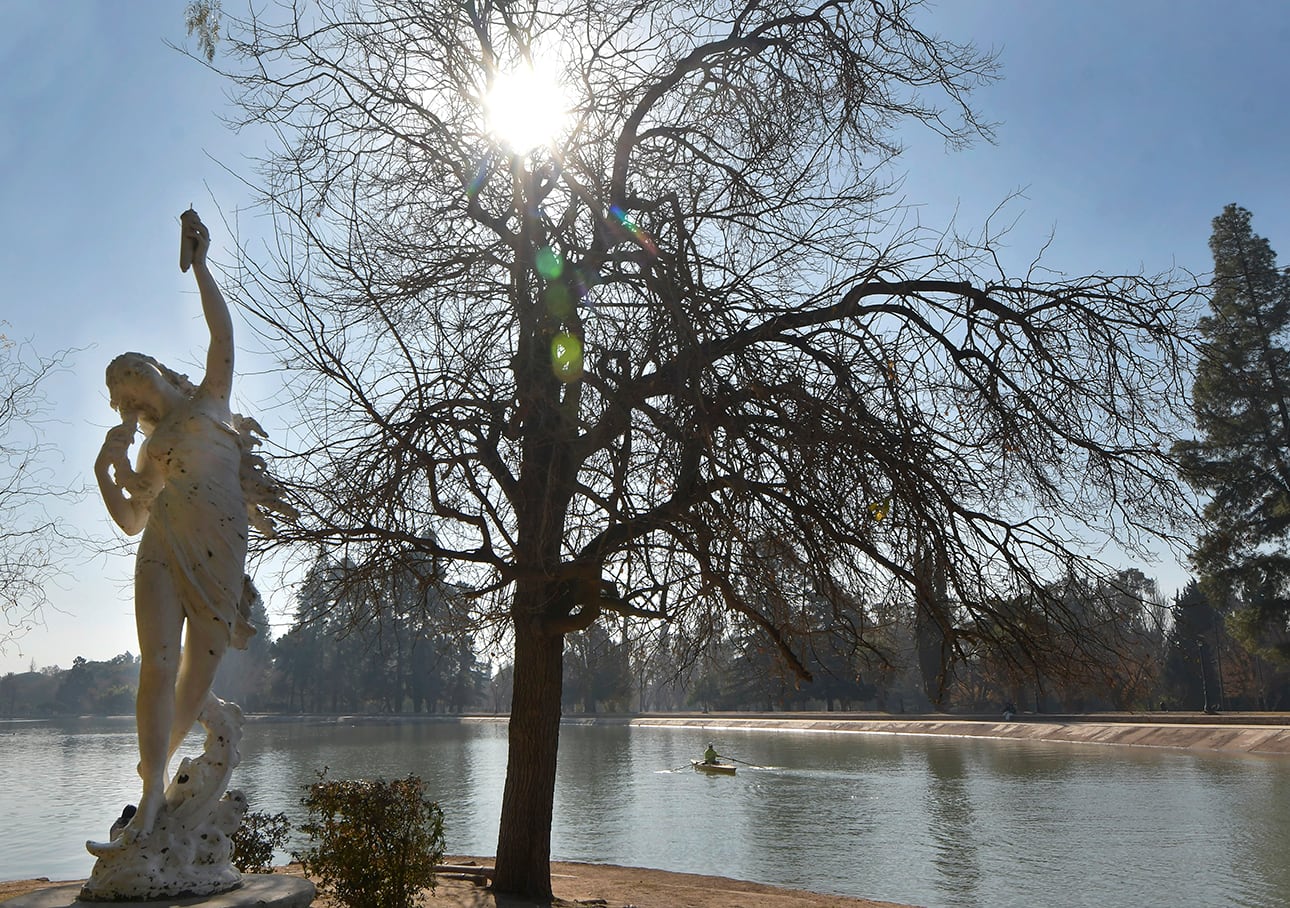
[
  {"xmin": 1235, "ymin": 766, "xmax": 1290, "ymax": 906},
  {"xmin": 235, "ymin": 720, "xmax": 510, "ymax": 857},
  {"xmin": 924, "ymin": 741, "xmax": 982, "ymax": 907},
  {"xmin": 4, "ymin": 718, "xmax": 1290, "ymax": 908},
  {"xmin": 553, "ymin": 723, "xmax": 638, "ymax": 859}
]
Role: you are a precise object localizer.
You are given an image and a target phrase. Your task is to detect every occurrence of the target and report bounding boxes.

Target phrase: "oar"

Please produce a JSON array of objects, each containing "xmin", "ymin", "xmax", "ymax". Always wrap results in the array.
[
  {"xmin": 665, "ymin": 760, "xmax": 695, "ymax": 773},
  {"xmin": 720, "ymin": 754, "xmax": 769, "ymax": 769}
]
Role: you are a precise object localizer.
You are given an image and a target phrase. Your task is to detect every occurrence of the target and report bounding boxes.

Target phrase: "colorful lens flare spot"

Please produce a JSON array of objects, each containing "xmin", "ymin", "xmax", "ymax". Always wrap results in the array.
[
  {"xmin": 536, "ymin": 246, "xmax": 563, "ymax": 279},
  {"xmin": 608, "ymin": 205, "xmax": 658, "ymax": 256},
  {"xmin": 467, "ymin": 161, "xmax": 489, "ymax": 198},
  {"xmin": 550, "ymin": 332, "xmax": 584, "ymax": 382}
]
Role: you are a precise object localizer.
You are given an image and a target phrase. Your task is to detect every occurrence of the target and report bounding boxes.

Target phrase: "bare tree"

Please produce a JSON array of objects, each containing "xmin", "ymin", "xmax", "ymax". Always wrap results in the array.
[
  {"xmin": 203, "ymin": 0, "xmax": 1196, "ymax": 895},
  {"xmin": 0, "ymin": 328, "xmax": 78, "ymax": 650}
]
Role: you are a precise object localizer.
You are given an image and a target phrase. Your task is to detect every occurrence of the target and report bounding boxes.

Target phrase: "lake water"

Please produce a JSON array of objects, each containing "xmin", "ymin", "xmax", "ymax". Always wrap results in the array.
[{"xmin": 2, "ymin": 717, "xmax": 1288, "ymax": 907}]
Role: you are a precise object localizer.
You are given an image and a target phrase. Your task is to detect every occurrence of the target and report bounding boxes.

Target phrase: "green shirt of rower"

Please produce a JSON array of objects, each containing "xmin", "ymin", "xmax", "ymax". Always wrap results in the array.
[{"xmin": 704, "ymin": 743, "xmax": 718, "ymax": 764}]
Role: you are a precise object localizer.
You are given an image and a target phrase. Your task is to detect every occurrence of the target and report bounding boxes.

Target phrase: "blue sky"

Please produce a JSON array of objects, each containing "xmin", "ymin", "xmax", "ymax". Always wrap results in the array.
[
  {"xmin": 899, "ymin": 1, "xmax": 1290, "ymax": 277},
  {"xmin": 2, "ymin": 1, "xmax": 1288, "ymax": 675}
]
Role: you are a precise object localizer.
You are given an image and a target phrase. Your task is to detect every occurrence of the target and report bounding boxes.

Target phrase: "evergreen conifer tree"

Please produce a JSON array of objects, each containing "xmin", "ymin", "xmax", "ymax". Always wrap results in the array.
[{"xmin": 1177, "ymin": 205, "xmax": 1290, "ymax": 660}]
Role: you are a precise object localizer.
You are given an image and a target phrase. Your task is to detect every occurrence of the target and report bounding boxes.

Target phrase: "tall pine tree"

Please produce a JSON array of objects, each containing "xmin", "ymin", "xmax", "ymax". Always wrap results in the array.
[{"xmin": 1177, "ymin": 205, "xmax": 1290, "ymax": 660}]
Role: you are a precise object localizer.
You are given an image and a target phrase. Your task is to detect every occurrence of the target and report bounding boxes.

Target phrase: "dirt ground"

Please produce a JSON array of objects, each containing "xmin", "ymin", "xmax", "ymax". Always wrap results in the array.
[{"xmin": 0, "ymin": 860, "xmax": 916, "ymax": 908}]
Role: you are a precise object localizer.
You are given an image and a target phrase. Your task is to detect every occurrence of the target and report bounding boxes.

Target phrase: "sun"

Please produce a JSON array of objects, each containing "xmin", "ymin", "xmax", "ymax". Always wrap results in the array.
[{"xmin": 483, "ymin": 62, "xmax": 570, "ymax": 154}]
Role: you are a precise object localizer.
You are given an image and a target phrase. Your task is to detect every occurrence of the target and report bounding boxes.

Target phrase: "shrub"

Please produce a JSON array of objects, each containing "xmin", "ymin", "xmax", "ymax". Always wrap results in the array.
[
  {"xmin": 231, "ymin": 809, "xmax": 292, "ymax": 873},
  {"xmin": 295, "ymin": 772, "xmax": 445, "ymax": 908}
]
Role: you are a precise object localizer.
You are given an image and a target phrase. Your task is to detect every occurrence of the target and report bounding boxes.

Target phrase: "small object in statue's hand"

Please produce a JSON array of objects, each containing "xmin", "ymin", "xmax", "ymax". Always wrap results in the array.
[{"xmin": 179, "ymin": 208, "xmax": 200, "ymax": 272}]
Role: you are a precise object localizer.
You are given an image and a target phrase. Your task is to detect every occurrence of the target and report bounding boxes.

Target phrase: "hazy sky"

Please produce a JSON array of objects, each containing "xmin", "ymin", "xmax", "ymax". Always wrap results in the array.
[{"xmin": 2, "ymin": 1, "xmax": 1288, "ymax": 675}]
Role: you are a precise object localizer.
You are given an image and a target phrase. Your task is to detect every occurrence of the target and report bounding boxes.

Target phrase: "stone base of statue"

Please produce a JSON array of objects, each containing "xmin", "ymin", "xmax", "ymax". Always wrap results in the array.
[
  {"xmin": 80, "ymin": 695, "xmax": 248, "ymax": 902},
  {"xmin": 1, "ymin": 876, "xmax": 317, "ymax": 908}
]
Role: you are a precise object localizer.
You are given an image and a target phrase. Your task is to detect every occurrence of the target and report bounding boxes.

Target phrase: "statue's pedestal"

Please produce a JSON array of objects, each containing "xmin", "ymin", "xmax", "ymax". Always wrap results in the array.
[
  {"xmin": 0, "ymin": 875, "xmax": 315, "ymax": 908},
  {"xmin": 81, "ymin": 696, "xmax": 249, "ymax": 901}
]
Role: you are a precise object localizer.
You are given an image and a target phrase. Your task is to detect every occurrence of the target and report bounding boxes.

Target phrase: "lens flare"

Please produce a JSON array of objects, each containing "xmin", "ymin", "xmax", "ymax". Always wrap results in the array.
[
  {"xmin": 466, "ymin": 157, "xmax": 490, "ymax": 198},
  {"xmin": 551, "ymin": 332, "xmax": 584, "ymax": 382},
  {"xmin": 536, "ymin": 246, "xmax": 563, "ymax": 279},
  {"xmin": 609, "ymin": 205, "xmax": 658, "ymax": 256}
]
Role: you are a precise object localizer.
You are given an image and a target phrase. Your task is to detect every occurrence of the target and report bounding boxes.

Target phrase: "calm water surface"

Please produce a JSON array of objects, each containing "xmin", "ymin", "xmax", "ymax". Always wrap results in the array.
[{"xmin": 2, "ymin": 717, "xmax": 1287, "ymax": 907}]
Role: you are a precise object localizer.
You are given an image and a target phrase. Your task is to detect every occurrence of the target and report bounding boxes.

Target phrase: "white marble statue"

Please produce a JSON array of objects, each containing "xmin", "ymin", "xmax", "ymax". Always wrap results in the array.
[{"xmin": 82, "ymin": 210, "xmax": 294, "ymax": 901}]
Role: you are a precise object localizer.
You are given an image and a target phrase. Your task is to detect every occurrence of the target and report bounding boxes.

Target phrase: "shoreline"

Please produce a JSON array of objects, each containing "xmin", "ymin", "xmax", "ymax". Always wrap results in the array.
[
  {"xmin": 0, "ymin": 861, "xmax": 915, "ymax": 908},
  {"xmin": 622, "ymin": 712, "xmax": 1290, "ymax": 756},
  {"xmin": 7, "ymin": 710, "xmax": 1290, "ymax": 757},
  {"xmin": 240, "ymin": 710, "xmax": 1290, "ymax": 757}
]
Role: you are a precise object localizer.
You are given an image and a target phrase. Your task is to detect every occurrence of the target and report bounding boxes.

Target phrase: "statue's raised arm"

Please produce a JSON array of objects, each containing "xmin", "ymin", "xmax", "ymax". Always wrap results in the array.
[{"xmin": 181, "ymin": 208, "xmax": 234, "ymax": 404}]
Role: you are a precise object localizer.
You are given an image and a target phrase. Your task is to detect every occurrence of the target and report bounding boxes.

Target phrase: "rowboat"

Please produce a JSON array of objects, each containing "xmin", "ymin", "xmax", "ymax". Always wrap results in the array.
[{"xmin": 692, "ymin": 759, "xmax": 736, "ymax": 775}]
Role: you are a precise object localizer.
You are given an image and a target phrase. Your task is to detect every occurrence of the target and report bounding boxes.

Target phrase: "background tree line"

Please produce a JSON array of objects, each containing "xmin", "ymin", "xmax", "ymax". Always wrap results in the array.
[{"xmin": 7, "ymin": 563, "xmax": 1288, "ymax": 718}]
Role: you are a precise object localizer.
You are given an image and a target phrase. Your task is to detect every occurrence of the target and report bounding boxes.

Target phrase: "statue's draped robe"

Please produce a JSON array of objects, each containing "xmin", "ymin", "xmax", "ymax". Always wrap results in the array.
[{"xmin": 138, "ymin": 397, "xmax": 253, "ymax": 648}]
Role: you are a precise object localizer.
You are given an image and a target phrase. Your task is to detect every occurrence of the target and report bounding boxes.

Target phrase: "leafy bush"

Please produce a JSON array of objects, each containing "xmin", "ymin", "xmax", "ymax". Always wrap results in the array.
[
  {"xmin": 295, "ymin": 772, "xmax": 445, "ymax": 908},
  {"xmin": 231, "ymin": 809, "xmax": 292, "ymax": 873}
]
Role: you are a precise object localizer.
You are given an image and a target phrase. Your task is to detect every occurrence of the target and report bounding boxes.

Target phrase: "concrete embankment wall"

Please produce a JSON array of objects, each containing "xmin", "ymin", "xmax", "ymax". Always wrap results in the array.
[
  {"xmin": 619, "ymin": 714, "xmax": 1290, "ymax": 756},
  {"xmin": 251, "ymin": 711, "xmax": 1290, "ymax": 756}
]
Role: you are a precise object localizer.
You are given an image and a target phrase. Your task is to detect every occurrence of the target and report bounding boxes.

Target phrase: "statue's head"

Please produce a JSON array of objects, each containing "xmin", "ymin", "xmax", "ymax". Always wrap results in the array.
[{"xmin": 106, "ymin": 352, "xmax": 192, "ymax": 428}]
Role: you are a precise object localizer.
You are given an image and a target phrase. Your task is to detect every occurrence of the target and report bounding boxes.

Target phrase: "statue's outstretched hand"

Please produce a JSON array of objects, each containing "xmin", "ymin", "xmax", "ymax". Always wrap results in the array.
[{"xmin": 180, "ymin": 209, "xmax": 211, "ymax": 270}]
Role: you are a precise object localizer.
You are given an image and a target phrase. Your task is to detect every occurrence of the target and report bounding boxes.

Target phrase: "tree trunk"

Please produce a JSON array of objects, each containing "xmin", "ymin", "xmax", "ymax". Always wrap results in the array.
[
  {"xmin": 492, "ymin": 602, "xmax": 564, "ymax": 897},
  {"xmin": 914, "ymin": 545, "xmax": 951, "ymax": 709}
]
